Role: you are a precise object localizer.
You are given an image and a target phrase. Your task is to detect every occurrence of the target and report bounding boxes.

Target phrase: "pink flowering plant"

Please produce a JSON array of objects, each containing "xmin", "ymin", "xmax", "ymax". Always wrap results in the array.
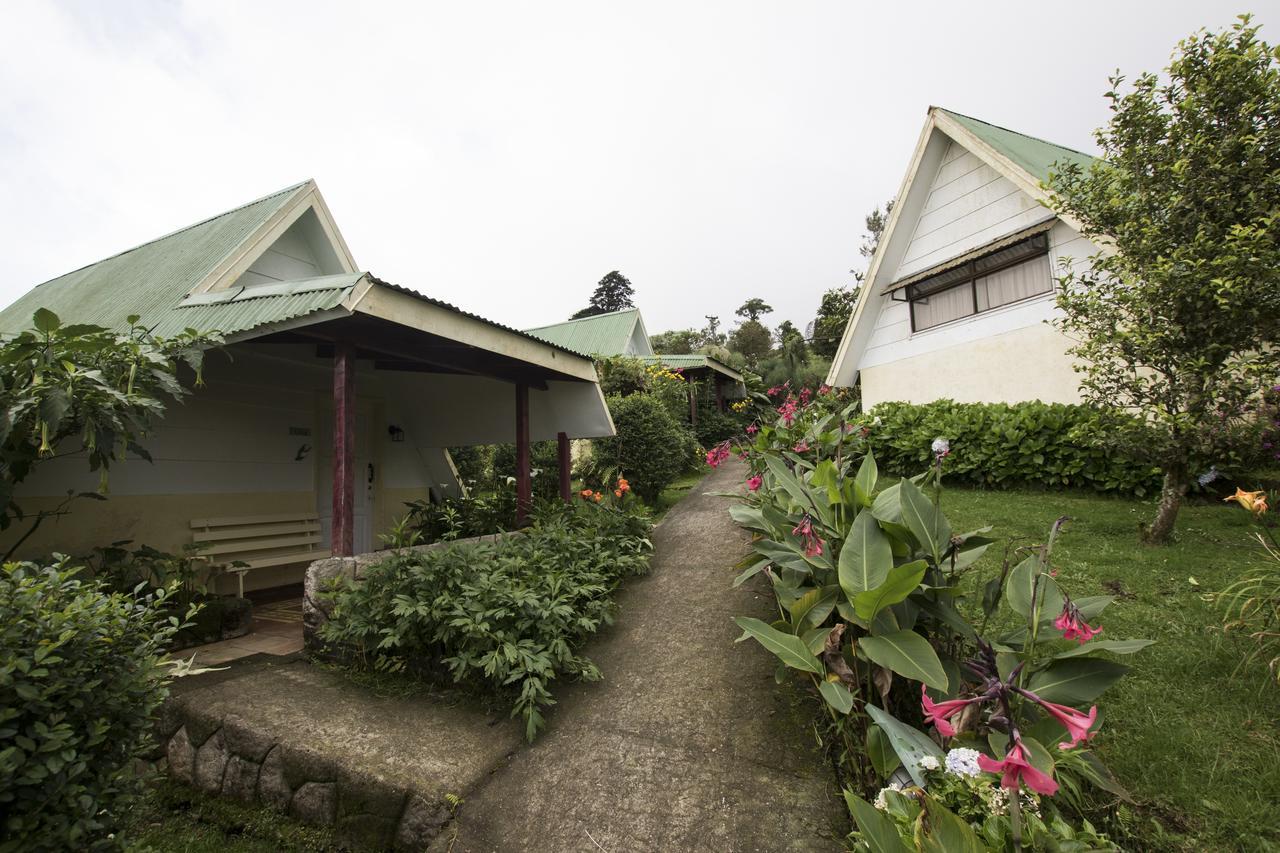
[{"xmin": 716, "ymin": 386, "xmax": 1147, "ymax": 849}]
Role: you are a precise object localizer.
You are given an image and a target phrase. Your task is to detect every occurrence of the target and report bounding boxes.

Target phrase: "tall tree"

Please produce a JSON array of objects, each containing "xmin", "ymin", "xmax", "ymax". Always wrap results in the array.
[
  {"xmin": 570, "ymin": 270, "xmax": 636, "ymax": 319},
  {"xmin": 776, "ymin": 320, "xmax": 810, "ymax": 371},
  {"xmin": 810, "ymin": 287, "xmax": 858, "ymax": 359},
  {"xmin": 735, "ymin": 298, "xmax": 774, "ymax": 322},
  {"xmin": 854, "ymin": 202, "xmax": 893, "ymax": 282},
  {"xmin": 650, "ymin": 329, "xmax": 700, "ymax": 354},
  {"xmin": 1047, "ymin": 16, "xmax": 1280, "ymax": 544},
  {"xmin": 701, "ymin": 315, "xmax": 725, "ymax": 348},
  {"xmin": 727, "ymin": 320, "xmax": 773, "ymax": 366}
]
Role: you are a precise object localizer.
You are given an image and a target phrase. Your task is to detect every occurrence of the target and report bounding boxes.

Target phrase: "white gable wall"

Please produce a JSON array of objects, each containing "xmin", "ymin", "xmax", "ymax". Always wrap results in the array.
[
  {"xmin": 625, "ymin": 322, "xmax": 653, "ymax": 356},
  {"xmin": 234, "ymin": 208, "xmax": 347, "ymax": 288},
  {"xmin": 893, "ymin": 141, "xmax": 1049, "ymax": 279},
  {"xmin": 856, "ymin": 135, "xmax": 1097, "ymax": 408}
]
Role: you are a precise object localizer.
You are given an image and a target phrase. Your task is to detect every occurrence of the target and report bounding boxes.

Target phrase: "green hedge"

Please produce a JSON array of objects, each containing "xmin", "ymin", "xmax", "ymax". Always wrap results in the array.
[
  {"xmin": 320, "ymin": 502, "xmax": 652, "ymax": 740},
  {"xmin": 0, "ymin": 562, "xmax": 182, "ymax": 850},
  {"xmin": 860, "ymin": 400, "xmax": 1162, "ymax": 495},
  {"xmin": 591, "ymin": 394, "xmax": 696, "ymax": 502}
]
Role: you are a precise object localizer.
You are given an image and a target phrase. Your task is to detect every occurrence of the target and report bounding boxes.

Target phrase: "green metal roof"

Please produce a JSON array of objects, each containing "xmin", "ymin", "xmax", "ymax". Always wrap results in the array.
[
  {"xmin": 524, "ymin": 308, "xmax": 643, "ymax": 356},
  {"xmin": 639, "ymin": 354, "xmax": 744, "ymax": 382},
  {"xmin": 0, "ymin": 181, "xmax": 314, "ymax": 337},
  {"xmin": 938, "ymin": 109, "xmax": 1097, "ymax": 183}
]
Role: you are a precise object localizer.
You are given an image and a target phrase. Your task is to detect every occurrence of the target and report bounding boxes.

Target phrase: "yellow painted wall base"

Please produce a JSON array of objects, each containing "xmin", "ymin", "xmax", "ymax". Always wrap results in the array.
[
  {"xmin": 0, "ymin": 492, "xmax": 317, "ymax": 594},
  {"xmin": 376, "ymin": 488, "xmax": 432, "ymax": 543},
  {"xmin": 861, "ymin": 324, "xmax": 1083, "ymax": 409}
]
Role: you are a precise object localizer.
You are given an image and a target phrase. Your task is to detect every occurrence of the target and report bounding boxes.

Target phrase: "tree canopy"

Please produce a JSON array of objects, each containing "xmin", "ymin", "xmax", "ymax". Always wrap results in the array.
[
  {"xmin": 735, "ymin": 298, "xmax": 773, "ymax": 322},
  {"xmin": 1046, "ymin": 15, "xmax": 1280, "ymax": 543},
  {"xmin": 570, "ymin": 270, "xmax": 636, "ymax": 319}
]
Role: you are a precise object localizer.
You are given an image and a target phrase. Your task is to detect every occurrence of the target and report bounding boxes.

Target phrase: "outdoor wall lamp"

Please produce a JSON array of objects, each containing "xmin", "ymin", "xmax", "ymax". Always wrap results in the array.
[{"xmin": 388, "ymin": 424, "xmax": 406, "ymax": 443}]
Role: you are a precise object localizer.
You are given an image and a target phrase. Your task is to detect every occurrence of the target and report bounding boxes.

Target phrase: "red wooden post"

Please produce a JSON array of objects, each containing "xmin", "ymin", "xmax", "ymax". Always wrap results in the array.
[
  {"xmin": 557, "ymin": 431, "xmax": 571, "ymax": 503},
  {"xmin": 515, "ymin": 383, "xmax": 531, "ymax": 526},
  {"xmin": 332, "ymin": 342, "xmax": 356, "ymax": 557}
]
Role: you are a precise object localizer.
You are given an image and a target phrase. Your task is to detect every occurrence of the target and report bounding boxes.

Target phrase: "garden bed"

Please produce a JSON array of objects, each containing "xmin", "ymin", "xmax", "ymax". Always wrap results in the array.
[{"xmin": 941, "ymin": 487, "xmax": 1280, "ymax": 851}]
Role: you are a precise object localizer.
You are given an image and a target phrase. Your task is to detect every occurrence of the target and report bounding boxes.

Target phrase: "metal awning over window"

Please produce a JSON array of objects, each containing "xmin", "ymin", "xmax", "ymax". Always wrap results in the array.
[{"xmin": 883, "ymin": 219, "xmax": 1056, "ymax": 298}]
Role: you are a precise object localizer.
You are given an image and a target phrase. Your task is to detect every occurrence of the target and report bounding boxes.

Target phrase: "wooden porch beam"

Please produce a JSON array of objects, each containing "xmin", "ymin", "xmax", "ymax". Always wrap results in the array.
[
  {"xmin": 332, "ymin": 342, "xmax": 356, "ymax": 557},
  {"xmin": 515, "ymin": 383, "xmax": 531, "ymax": 526},
  {"xmin": 557, "ymin": 431, "xmax": 571, "ymax": 503}
]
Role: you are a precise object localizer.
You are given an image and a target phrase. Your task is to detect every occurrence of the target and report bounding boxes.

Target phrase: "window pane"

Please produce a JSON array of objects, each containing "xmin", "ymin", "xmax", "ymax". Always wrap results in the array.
[
  {"xmin": 913, "ymin": 282, "xmax": 975, "ymax": 330},
  {"xmin": 975, "ymin": 253, "xmax": 1051, "ymax": 311}
]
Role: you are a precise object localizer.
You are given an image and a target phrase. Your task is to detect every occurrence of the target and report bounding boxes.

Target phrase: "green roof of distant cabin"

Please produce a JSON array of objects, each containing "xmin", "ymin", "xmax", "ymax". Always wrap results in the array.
[
  {"xmin": 640, "ymin": 353, "xmax": 743, "ymax": 381},
  {"xmin": 0, "ymin": 181, "xmax": 359, "ymax": 339},
  {"xmin": 524, "ymin": 308, "xmax": 642, "ymax": 356},
  {"xmin": 938, "ymin": 108, "xmax": 1097, "ymax": 182}
]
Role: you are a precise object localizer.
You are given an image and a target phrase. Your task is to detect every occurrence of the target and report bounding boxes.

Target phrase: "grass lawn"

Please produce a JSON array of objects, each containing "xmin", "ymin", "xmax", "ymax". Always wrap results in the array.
[
  {"xmin": 122, "ymin": 777, "xmax": 342, "ymax": 852},
  {"xmin": 942, "ymin": 486, "xmax": 1279, "ymax": 852}
]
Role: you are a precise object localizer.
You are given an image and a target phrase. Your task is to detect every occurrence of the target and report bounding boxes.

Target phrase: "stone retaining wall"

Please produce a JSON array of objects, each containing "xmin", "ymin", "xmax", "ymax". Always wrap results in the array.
[
  {"xmin": 302, "ymin": 532, "xmax": 514, "ymax": 652},
  {"xmin": 156, "ymin": 704, "xmax": 449, "ymax": 850}
]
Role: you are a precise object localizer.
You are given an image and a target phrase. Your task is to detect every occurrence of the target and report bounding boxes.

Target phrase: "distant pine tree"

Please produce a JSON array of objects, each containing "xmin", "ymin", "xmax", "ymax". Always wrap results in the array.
[{"xmin": 570, "ymin": 271, "xmax": 636, "ymax": 319}]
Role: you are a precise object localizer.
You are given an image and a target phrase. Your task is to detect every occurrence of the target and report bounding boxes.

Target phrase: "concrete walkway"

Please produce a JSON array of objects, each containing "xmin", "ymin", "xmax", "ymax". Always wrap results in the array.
[
  {"xmin": 441, "ymin": 460, "xmax": 844, "ymax": 852},
  {"xmin": 165, "ymin": 462, "xmax": 844, "ymax": 851}
]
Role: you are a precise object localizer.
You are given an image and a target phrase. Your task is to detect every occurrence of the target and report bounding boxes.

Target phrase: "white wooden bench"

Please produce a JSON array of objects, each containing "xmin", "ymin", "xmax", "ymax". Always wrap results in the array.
[{"xmin": 190, "ymin": 512, "xmax": 331, "ymax": 598}]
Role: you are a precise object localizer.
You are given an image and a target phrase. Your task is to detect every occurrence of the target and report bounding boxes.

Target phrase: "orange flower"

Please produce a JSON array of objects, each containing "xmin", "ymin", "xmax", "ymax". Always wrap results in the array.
[
  {"xmin": 1225, "ymin": 488, "xmax": 1269, "ymax": 515},
  {"xmin": 617, "ymin": 477, "xmax": 631, "ymax": 493},
  {"xmin": 580, "ymin": 489, "xmax": 594, "ymax": 499},
  {"xmin": 614, "ymin": 489, "xmax": 623, "ymax": 498},
  {"xmin": 593, "ymin": 492, "xmax": 603, "ymax": 502}
]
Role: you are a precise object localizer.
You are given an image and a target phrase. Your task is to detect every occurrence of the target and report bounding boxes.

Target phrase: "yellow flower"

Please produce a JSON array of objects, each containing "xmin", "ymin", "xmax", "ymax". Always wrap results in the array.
[{"xmin": 1224, "ymin": 488, "xmax": 1269, "ymax": 515}]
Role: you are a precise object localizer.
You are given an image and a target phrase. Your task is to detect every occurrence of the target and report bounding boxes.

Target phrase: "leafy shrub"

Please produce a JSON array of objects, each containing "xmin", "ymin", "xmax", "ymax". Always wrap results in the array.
[
  {"xmin": 859, "ymin": 400, "xmax": 1162, "ymax": 495},
  {"xmin": 492, "ymin": 440, "xmax": 562, "ymax": 500},
  {"xmin": 403, "ymin": 489, "xmax": 519, "ymax": 543},
  {"xmin": 447, "ymin": 445, "xmax": 492, "ymax": 489},
  {"xmin": 693, "ymin": 403, "xmax": 748, "ymax": 446},
  {"xmin": 0, "ymin": 310, "xmax": 218, "ymax": 553},
  {"xmin": 1219, "ymin": 490, "xmax": 1280, "ymax": 685},
  {"xmin": 722, "ymin": 387, "xmax": 1144, "ymax": 847},
  {"xmin": 592, "ymin": 394, "xmax": 693, "ymax": 502},
  {"xmin": 0, "ymin": 561, "xmax": 185, "ymax": 850},
  {"xmin": 320, "ymin": 502, "xmax": 652, "ymax": 739}
]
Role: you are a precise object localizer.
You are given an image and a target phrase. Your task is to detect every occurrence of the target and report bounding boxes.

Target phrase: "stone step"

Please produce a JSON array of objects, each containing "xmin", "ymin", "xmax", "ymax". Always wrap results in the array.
[{"xmin": 155, "ymin": 658, "xmax": 522, "ymax": 850}]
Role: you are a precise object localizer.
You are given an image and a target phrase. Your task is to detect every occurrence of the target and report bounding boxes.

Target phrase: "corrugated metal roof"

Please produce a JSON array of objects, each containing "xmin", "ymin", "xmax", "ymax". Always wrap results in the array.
[
  {"xmin": 370, "ymin": 277, "xmax": 593, "ymax": 361},
  {"xmin": 2, "ymin": 185, "xmax": 597, "ymax": 371},
  {"xmin": 938, "ymin": 109, "xmax": 1097, "ymax": 183},
  {"xmin": 640, "ymin": 354, "xmax": 744, "ymax": 382},
  {"xmin": 524, "ymin": 308, "xmax": 641, "ymax": 356},
  {"xmin": 0, "ymin": 182, "xmax": 310, "ymax": 336}
]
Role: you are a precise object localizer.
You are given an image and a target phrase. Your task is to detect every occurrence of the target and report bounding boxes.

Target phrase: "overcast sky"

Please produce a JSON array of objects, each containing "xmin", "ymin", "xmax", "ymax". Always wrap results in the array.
[{"xmin": 1, "ymin": 1, "xmax": 1270, "ymax": 337}]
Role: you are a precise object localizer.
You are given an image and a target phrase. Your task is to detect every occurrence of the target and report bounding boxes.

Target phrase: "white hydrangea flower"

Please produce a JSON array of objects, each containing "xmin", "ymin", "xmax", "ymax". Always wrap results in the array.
[
  {"xmin": 873, "ymin": 778, "xmax": 906, "ymax": 809},
  {"xmin": 919, "ymin": 755, "xmax": 940, "ymax": 771},
  {"xmin": 931, "ymin": 437, "xmax": 951, "ymax": 457},
  {"xmin": 945, "ymin": 747, "xmax": 982, "ymax": 778}
]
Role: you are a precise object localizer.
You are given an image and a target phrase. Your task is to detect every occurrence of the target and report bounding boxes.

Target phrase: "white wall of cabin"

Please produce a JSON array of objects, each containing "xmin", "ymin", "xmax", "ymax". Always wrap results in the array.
[{"xmin": 855, "ymin": 137, "xmax": 1100, "ymax": 408}]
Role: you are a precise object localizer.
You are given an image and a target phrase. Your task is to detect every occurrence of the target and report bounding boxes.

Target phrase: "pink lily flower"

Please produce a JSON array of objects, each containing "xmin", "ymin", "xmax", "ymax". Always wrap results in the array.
[
  {"xmin": 746, "ymin": 475, "xmax": 762, "ymax": 492},
  {"xmin": 920, "ymin": 684, "xmax": 975, "ymax": 737},
  {"xmin": 1037, "ymin": 700, "xmax": 1098, "ymax": 749},
  {"xmin": 791, "ymin": 516, "xmax": 824, "ymax": 558},
  {"xmin": 746, "ymin": 424, "xmax": 759, "ymax": 434},
  {"xmin": 793, "ymin": 441, "xmax": 810, "ymax": 453},
  {"xmin": 1053, "ymin": 606, "xmax": 1102, "ymax": 644},
  {"xmin": 978, "ymin": 741, "xmax": 1059, "ymax": 796}
]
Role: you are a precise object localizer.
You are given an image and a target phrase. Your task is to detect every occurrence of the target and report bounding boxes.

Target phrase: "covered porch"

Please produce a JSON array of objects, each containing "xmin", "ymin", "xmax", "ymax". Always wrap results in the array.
[{"xmin": 243, "ymin": 278, "xmax": 614, "ymax": 561}]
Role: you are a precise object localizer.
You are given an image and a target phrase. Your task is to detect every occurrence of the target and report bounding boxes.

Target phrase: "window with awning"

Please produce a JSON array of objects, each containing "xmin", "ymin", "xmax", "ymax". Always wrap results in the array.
[{"xmin": 896, "ymin": 231, "xmax": 1054, "ymax": 332}]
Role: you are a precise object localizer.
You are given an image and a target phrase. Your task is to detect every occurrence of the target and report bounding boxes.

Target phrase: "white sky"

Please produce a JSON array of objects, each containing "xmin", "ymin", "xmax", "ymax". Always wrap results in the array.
[{"xmin": 1, "ymin": 1, "xmax": 1271, "ymax": 337}]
